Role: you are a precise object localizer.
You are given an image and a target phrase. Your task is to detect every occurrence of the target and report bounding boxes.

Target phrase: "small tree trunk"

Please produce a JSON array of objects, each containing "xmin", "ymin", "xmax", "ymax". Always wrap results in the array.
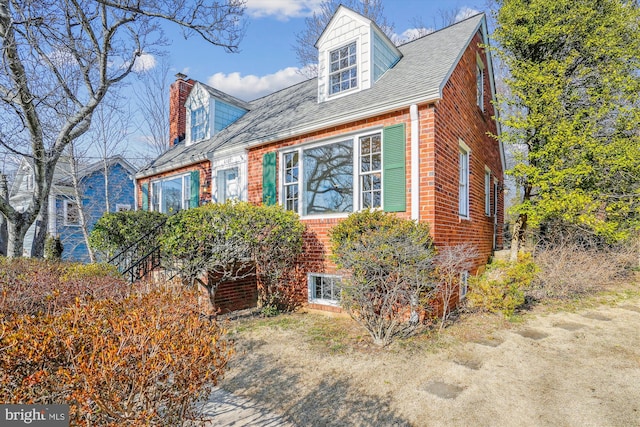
[
  {"xmin": 6, "ymin": 220, "xmax": 28, "ymax": 258},
  {"xmin": 31, "ymin": 204, "xmax": 48, "ymax": 258},
  {"xmin": 509, "ymin": 213, "xmax": 527, "ymax": 262},
  {"xmin": 102, "ymin": 158, "xmax": 110, "ymax": 212},
  {"xmin": 0, "ymin": 174, "xmax": 8, "ymax": 256}
]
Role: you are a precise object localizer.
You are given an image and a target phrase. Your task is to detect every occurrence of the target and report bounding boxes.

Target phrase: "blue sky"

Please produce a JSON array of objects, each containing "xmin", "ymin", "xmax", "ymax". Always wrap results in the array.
[{"xmin": 151, "ymin": 0, "xmax": 487, "ymax": 102}]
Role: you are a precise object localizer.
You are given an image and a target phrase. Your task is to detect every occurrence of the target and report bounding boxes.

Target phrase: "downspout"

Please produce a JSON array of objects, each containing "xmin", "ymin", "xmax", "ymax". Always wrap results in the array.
[
  {"xmin": 133, "ymin": 177, "xmax": 138, "ymax": 211},
  {"xmin": 410, "ymin": 104, "xmax": 420, "ymax": 221}
]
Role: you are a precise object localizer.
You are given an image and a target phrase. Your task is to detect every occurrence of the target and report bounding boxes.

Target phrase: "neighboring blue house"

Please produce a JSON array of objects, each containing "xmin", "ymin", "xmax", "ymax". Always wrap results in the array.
[{"xmin": 9, "ymin": 156, "xmax": 136, "ymax": 262}]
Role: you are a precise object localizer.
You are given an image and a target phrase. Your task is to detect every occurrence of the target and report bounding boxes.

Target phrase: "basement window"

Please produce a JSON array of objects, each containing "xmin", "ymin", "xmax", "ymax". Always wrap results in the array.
[{"xmin": 308, "ymin": 274, "xmax": 342, "ymax": 305}]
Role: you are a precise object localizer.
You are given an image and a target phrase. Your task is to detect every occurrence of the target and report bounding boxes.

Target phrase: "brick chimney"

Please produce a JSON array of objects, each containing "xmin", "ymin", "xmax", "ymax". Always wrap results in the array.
[{"xmin": 169, "ymin": 72, "xmax": 195, "ymax": 148}]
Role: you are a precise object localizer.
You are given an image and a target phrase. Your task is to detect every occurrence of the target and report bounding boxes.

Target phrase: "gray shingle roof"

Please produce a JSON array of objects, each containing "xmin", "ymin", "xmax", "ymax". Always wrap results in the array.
[{"xmin": 136, "ymin": 13, "xmax": 485, "ymax": 178}]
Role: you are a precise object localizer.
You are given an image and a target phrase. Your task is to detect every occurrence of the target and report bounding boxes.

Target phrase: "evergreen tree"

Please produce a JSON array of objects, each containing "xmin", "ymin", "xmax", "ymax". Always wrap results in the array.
[{"xmin": 493, "ymin": 0, "xmax": 640, "ymax": 258}]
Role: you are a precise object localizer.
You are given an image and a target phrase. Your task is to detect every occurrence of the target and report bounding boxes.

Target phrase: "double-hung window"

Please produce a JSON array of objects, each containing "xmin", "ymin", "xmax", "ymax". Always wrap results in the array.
[
  {"xmin": 281, "ymin": 132, "xmax": 383, "ymax": 216},
  {"xmin": 359, "ymin": 134, "xmax": 382, "ymax": 209},
  {"xmin": 64, "ymin": 200, "xmax": 80, "ymax": 226},
  {"xmin": 151, "ymin": 174, "xmax": 192, "ymax": 214},
  {"xmin": 283, "ymin": 152, "xmax": 299, "ymax": 212},
  {"xmin": 191, "ymin": 106, "xmax": 207, "ymax": 142},
  {"xmin": 459, "ymin": 141, "xmax": 470, "ymax": 218},
  {"xmin": 329, "ymin": 42, "xmax": 358, "ymax": 95}
]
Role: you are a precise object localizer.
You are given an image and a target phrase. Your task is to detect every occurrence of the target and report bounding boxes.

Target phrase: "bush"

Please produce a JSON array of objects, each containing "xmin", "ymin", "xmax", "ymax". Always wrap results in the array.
[
  {"xmin": 0, "ymin": 258, "xmax": 232, "ymax": 425},
  {"xmin": 89, "ymin": 210, "xmax": 167, "ymax": 260},
  {"xmin": 161, "ymin": 201, "xmax": 304, "ymax": 314},
  {"xmin": 433, "ymin": 243, "xmax": 479, "ymax": 330},
  {"xmin": 467, "ymin": 253, "xmax": 538, "ymax": 317},
  {"xmin": 531, "ymin": 231, "xmax": 638, "ymax": 299},
  {"xmin": 44, "ymin": 234, "xmax": 63, "ymax": 260},
  {"xmin": 329, "ymin": 210, "xmax": 436, "ymax": 346},
  {"xmin": 0, "ymin": 258, "xmax": 129, "ymax": 317}
]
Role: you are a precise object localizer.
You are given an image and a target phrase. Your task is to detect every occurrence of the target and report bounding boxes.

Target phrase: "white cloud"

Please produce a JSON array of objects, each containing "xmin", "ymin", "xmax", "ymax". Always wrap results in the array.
[
  {"xmin": 133, "ymin": 53, "xmax": 157, "ymax": 73},
  {"xmin": 455, "ymin": 7, "xmax": 481, "ymax": 22},
  {"xmin": 245, "ymin": 0, "xmax": 323, "ymax": 20},
  {"xmin": 206, "ymin": 66, "xmax": 309, "ymax": 101}
]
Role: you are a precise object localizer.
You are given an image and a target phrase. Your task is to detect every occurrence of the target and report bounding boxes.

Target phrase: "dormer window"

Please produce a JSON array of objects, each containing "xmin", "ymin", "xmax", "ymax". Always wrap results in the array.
[
  {"xmin": 316, "ymin": 6, "xmax": 401, "ymax": 103},
  {"xmin": 329, "ymin": 42, "xmax": 358, "ymax": 95},
  {"xmin": 191, "ymin": 106, "xmax": 207, "ymax": 142}
]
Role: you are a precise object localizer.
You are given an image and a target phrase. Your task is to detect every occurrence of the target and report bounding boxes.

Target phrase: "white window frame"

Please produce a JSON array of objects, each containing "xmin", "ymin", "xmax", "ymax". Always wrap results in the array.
[
  {"xmin": 283, "ymin": 151, "xmax": 299, "ymax": 212},
  {"xmin": 459, "ymin": 271, "xmax": 469, "ymax": 301},
  {"xmin": 329, "ymin": 41, "xmax": 358, "ymax": 96},
  {"xmin": 115, "ymin": 203, "xmax": 131, "ymax": 212},
  {"xmin": 359, "ymin": 133, "xmax": 382, "ymax": 210},
  {"xmin": 476, "ymin": 54, "xmax": 485, "ymax": 112},
  {"xmin": 150, "ymin": 173, "xmax": 192, "ymax": 214},
  {"xmin": 216, "ymin": 166, "xmax": 240, "ymax": 203},
  {"xmin": 308, "ymin": 273, "xmax": 342, "ymax": 306},
  {"xmin": 458, "ymin": 140, "xmax": 471, "ymax": 219},
  {"xmin": 64, "ymin": 200, "xmax": 81, "ymax": 227},
  {"xmin": 191, "ymin": 105, "xmax": 207, "ymax": 142},
  {"xmin": 279, "ymin": 129, "xmax": 383, "ymax": 219},
  {"xmin": 484, "ymin": 167, "xmax": 492, "ymax": 217}
]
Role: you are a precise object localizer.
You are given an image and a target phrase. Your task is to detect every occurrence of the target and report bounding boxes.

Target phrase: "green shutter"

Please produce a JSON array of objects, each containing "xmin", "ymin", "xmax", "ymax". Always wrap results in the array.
[
  {"xmin": 141, "ymin": 182, "xmax": 149, "ymax": 211},
  {"xmin": 383, "ymin": 123, "xmax": 406, "ymax": 212},
  {"xmin": 190, "ymin": 170, "xmax": 200, "ymax": 208},
  {"xmin": 262, "ymin": 152, "xmax": 276, "ymax": 206}
]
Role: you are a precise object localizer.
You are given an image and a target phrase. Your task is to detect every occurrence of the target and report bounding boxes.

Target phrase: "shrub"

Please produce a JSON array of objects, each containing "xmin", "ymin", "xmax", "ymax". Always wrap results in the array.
[
  {"xmin": 0, "ymin": 287, "xmax": 232, "ymax": 425},
  {"xmin": 433, "ymin": 243, "xmax": 479, "ymax": 330},
  {"xmin": 329, "ymin": 210, "xmax": 436, "ymax": 346},
  {"xmin": 161, "ymin": 201, "xmax": 304, "ymax": 314},
  {"xmin": 89, "ymin": 210, "xmax": 167, "ymax": 260},
  {"xmin": 531, "ymin": 230, "xmax": 638, "ymax": 299},
  {"xmin": 0, "ymin": 258, "xmax": 129, "ymax": 317},
  {"xmin": 44, "ymin": 234, "xmax": 63, "ymax": 260},
  {"xmin": 467, "ymin": 253, "xmax": 538, "ymax": 317}
]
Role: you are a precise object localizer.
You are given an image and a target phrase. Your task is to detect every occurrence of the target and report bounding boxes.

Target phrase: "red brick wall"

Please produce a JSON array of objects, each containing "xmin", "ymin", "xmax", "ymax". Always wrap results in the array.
[
  {"xmin": 214, "ymin": 275, "xmax": 258, "ymax": 314},
  {"xmin": 431, "ymin": 31, "xmax": 504, "ymax": 269},
  {"xmin": 246, "ymin": 112, "xmax": 413, "ymax": 278},
  {"xmin": 136, "ymin": 161, "xmax": 211, "ymax": 210},
  {"xmin": 169, "ymin": 76, "xmax": 194, "ymax": 148},
  {"xmin": 243, "ymin": 33, "xmax": 502, "ymax": 310}
]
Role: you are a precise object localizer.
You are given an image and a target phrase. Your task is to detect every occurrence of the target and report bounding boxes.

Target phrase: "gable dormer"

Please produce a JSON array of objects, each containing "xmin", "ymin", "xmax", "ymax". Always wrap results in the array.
[
  {"xmin": 185, "ymin": 82, "xmax": 250, "ymax": 146},
  {"xmin": 316, "ymin": 5, "xmax": 401, "ymax": 103}
]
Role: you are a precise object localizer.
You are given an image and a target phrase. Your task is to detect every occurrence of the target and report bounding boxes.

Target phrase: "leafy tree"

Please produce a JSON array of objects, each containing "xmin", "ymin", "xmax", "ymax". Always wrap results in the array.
[
  {"xmin": 493, "ymin": 0, "xmax": 640, "ymax": 259},
  {"xmin": 0, "ymin": 0, "xmax": 246, "ymax": 257},
  {"xmin": 329, "ymin": 210, "xmax": 436, "ymax": 346}
]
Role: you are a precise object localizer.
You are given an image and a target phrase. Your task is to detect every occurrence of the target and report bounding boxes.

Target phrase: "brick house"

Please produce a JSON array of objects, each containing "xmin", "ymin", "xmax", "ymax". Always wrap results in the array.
[{"xmin": 135, "ymin": 6, "xmax": 505, "ymax": 312}]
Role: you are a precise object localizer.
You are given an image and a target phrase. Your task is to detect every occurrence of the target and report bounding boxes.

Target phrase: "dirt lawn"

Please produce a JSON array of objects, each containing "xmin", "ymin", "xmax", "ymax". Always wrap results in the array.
[{"xmin": 220, "ymin": 288, "xmax": 640, "ymax": 426}]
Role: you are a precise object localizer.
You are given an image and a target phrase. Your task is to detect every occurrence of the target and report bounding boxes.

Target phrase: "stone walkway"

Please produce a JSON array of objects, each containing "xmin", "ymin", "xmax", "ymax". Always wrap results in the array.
[{"xmin": 198, "ymin": 387, "xmax": 293, "ymax": 426}]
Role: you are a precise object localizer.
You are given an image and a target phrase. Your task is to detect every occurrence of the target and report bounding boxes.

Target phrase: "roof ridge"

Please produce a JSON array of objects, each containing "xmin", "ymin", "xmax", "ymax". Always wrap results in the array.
[{"xmin": 396, "ymin": 11, "xmax": 485, "ymax": 48}]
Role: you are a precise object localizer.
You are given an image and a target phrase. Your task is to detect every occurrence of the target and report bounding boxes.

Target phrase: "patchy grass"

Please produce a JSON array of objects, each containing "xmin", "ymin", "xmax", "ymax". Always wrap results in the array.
[{"xmin": 220, "ymin": 280, "xmax": 640, "ymax": 426}]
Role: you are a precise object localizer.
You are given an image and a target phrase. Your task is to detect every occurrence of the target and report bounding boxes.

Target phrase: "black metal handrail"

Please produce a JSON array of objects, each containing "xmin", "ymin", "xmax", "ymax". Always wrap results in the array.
[
  {"xmin": 122, "ymin": 245, "xmax": 162, "ymax": 283},
  {"xmin": 108, "ymin": 218, "xmax": 167, "ymax": 281}
]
